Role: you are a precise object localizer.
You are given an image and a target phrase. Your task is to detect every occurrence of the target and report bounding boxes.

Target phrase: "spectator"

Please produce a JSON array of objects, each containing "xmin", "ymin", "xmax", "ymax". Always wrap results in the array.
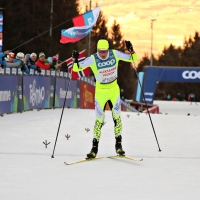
[
  {"xmin": 47, "ymin": 57, "xmax": 53, "ymax": 64},
  {"xmin": 58, "ymin": 60, "xmax": 67, "ymax": 72},
  {"xmin": 14, "ymin": 52, "xmax": 29, "ymax": 74},
  {"xmin": 177, "ymin": 93, "xmax": 183, "ymax": 101},
  {"xmin": 5, "ymin": 52, "xmax": 15, "ymax": 63},
  {"xmin": 172, "ymin": 97, "xmax": 176, "ymax": 101},
  {"xmin": 25, "ymin": 53, "xmax": 41, "ymax": 73},
  {"xmin": 49, "ymin": 57, "xmax": 59, "ymax": 71},
  {"xmin": 36, "ymin": 52, "xmax": 52, "ymax": 70},
  {"xmin": 189, "ymin": 93, "xmax": 197, "ymax": 105},
  {"xmin": 0, "ymin": 50, "xmax": 24, "ymax": 69},
  {"xmin": 167, "ymin": 94, "xmax": 171, "ymax": 101}
]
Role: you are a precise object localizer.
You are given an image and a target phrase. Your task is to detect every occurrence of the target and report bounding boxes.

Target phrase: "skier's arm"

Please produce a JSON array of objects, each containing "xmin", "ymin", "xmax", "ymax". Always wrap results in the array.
[
  {"xmin": 72, "ymin": 56, "xmax": 95, "ymax": 72},
  {"xmin": 115, "ymin": 50, "xmax": 138, "ymax": 63}
]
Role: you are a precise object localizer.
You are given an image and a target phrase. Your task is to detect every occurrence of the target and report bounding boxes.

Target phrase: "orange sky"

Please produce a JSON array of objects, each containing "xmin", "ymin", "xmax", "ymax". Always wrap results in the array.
[{"xmin": 79, "ymin": 0, "xmax": 200, "ymax": 62}]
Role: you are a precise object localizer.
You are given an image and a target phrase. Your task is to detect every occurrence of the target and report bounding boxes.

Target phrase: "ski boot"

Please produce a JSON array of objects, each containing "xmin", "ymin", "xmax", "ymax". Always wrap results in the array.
[
  {"xmin": 115, "ymin": 135, "xmax": 125, "ymax": 155},
  {"xmin": 86, "ymin": 138, "xmax": 99, "ymax": 159}
]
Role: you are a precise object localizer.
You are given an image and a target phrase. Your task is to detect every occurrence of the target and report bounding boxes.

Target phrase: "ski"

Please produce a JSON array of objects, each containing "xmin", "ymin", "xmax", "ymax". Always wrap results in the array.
[
  {"xmin": 64, "ymin": 156, "xmax": 106, "ymax": 165},
  {"xmin": 107, "ymin": 155, "xmax": 143, "ymax": 162}
]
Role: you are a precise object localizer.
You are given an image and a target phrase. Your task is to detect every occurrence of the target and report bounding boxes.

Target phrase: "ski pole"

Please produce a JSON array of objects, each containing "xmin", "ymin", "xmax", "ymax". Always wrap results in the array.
[
  {"xmin": 51, "ymin": 63, "xmax": 74, "ymax": 158},
  {"xmin": 130, "ymin": 54, "xmax": 161, "ymax": 152}
]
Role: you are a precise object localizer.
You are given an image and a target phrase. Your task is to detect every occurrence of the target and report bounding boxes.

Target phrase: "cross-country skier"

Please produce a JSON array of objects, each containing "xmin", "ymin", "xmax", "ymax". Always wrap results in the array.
[{"xmin": 72, "ymin": 39, "xmax": 138, "ymax": 158}]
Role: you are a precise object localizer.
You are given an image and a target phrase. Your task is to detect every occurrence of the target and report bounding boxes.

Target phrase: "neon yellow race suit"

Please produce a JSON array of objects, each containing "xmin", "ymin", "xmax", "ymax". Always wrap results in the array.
[{"xmin": 73, "ymin": 50, "xmax": 138, "ymax": 140}]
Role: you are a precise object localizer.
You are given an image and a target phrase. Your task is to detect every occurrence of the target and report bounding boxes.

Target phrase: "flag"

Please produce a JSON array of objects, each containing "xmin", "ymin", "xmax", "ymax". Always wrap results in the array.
[
  {"xmin": 60, "ymin": 6, "xmax": 101, "ymax": 44},
  {"xmin": 66, "ymin": 50, "xmax": 90, "ymax": 80},
  {"xmin": 53, "ymin": 54, "xmax": 59, "ymax": 61}
]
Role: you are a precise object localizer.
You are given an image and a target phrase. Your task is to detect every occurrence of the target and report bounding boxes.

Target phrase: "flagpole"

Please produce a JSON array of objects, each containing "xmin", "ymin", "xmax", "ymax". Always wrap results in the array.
[
  {"xmin": 50, "ymin": 0, "xmax": 53, "ymax": 36},
  {"xmin": 88, "ymin": 0, "xmax": 92, "ymax": 56}
]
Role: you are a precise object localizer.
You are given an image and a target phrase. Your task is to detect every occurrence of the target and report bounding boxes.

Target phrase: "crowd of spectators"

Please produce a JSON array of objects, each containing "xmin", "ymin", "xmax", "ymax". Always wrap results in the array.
[
  {"xmin": 0, "ymin": 50, "xmax": 67, "ymax": 74},
  {"xmin": 166, "ymin": 93, "xmax": 197, "ymax": 104}
]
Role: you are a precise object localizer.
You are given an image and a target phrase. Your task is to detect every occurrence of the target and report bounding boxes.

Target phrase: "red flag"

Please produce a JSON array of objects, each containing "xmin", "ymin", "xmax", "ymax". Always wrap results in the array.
[
  {"xmin": 72, "ymin": 15, "xmax": 85, "ymax": 26},
  {"xmin": 53, "ymin": 54, "xmax": 59, "ymax": 61},
  {"xmin": 66, "ymin": 50, "xmax": 90, "ymax": 80}
]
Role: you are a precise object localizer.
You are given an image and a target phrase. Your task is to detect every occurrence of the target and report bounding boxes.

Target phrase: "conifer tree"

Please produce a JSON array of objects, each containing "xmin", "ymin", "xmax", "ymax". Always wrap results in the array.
[
  {"xmin": 108, "ymin": 20, "xmax": 125, "ymax": 50},
  {"xmin": 0, "ymin": 0, "xmax": 80, "ymax": 60},
  {"xmin": 90, "ymin": 9, "xmax": 109, "ymax": 54},
  {"xmin": 108, "ymin": 20, "xmax": 137, "ymax": 99}
]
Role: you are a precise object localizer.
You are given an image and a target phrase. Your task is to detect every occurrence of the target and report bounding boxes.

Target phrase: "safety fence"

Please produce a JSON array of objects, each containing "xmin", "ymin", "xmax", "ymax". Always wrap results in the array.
[{"xmin": 0, "ymin": 68, "xmax": 136, "ymax": 114}]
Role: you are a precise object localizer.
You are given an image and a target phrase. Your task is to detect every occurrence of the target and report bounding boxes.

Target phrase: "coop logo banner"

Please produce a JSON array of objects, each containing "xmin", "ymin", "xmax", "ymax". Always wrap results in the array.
[
  {"xmin": 182, "ymin": 71, "xmax": 200, "ymax": 79},
  {"xmin": 23, "ymin": 76, "xmax": 51, "ymax": 109},
  {"xmin": 29, "ymin": 80, "xmax": 45, "ymax": 106}
]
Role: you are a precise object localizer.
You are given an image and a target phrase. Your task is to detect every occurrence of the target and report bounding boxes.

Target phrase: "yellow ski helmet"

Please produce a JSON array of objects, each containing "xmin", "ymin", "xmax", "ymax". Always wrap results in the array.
[{"xmin": 97, "ymin": 39, "xmax": 109, "ymax": 49}]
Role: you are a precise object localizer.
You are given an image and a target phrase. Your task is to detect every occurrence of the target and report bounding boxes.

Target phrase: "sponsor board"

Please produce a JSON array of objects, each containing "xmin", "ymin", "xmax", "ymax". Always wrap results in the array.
[
  {"xmin": 23, "ymin": 76, "xmax": 51, "ymax": 110},
  {"xmin": 0, "ymin": 76, "xmax": 18, "ymax": 114}
]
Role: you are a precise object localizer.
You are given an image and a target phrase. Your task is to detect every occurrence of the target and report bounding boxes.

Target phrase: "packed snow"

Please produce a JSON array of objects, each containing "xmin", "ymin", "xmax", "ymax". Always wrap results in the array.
[{"xmin": 0, "ymin": 100, "xmax": 200, "ymax": 200}]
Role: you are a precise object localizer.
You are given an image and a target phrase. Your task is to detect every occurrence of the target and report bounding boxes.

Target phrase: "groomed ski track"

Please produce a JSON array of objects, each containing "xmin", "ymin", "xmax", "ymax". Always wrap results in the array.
[{"xmin": 0, "ymin": 101, "xmax": 200, "ymax": 200}]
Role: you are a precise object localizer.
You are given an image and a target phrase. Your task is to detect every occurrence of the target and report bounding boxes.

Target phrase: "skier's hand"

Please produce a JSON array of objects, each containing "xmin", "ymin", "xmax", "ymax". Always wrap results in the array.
[
  {"xmin": 125, "ymin": 40, "xmax": 135, "ymax": 54},
  {"xmin": 72, "ymin": 50, "xmax": 79, "ymax": 63}
]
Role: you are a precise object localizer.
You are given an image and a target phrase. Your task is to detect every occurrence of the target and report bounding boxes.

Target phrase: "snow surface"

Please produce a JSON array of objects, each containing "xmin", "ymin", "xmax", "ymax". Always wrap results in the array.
[{"xmin": 0, "ymin": 100, "xmax": 200, "ymax": 200}]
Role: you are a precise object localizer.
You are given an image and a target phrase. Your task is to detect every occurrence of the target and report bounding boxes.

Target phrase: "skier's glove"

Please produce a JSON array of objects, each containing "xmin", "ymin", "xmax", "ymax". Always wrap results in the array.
[
  {"xmin": 125, "ymin": 40, "xmax": 135, "ymax": 54},
  {"xmin": 72, "ymin": 50, "xmax": 79, "ymax": 63}
]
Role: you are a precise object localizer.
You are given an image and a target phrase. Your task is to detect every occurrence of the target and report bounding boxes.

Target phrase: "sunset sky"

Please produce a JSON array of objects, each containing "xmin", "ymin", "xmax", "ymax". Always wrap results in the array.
[{"xmin": 79, "ymin": 0, "xmax": 200, "ymax": 62}]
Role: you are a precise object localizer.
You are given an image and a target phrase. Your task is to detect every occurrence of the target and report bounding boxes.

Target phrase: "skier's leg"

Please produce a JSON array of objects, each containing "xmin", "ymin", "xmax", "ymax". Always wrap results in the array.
[
  {"xmin": 110, "ymin": 85, "xmax": 125, "ymax": 155},
  {"xmin": 87, "ymin": 91, "xmax": 108, "ymax": 158},
  {"xmin": 93, "ymin": 98, "xmax": 106, "ymax": 140}
]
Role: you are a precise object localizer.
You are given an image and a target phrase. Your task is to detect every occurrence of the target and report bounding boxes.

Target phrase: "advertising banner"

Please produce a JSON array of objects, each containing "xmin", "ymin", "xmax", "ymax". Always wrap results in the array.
[
  {"xmin": 143, "ymin": 66, "xmax": 200, "ymax": 104},
  {"xmin": 54, "ymin": 77, "xmax": 77, "ymax": 108},
  {"xmin": 65, "ymin": 79, "xmax": 77, "ymax": 108},
  {"xmin": 76, "ymin": 80, "xmax": 81, "ymax": 108},
  {"xmin": 23, "ymin": 76, "xmax": 51, "ymax": 110},
  {"xmin": 17, "ymin": 74, "xmax": 23, "ymax": 112},
  {"xmin": 0, "ymin": 76, "xmax": 18, "ymax": 114},
  {"xmin": 80, "ymin": 81, "xmax": 95, "ymax": 109}
]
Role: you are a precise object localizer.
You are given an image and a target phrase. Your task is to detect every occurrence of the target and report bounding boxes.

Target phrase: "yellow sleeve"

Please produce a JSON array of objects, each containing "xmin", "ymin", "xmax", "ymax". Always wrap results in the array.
[
  {"xmin": 72, "ymin": 63, "xmax": 89, "ymax": 72},
  {"xmin": 132, "ymin": 53, "xmax": 138, "ymax": 62}
]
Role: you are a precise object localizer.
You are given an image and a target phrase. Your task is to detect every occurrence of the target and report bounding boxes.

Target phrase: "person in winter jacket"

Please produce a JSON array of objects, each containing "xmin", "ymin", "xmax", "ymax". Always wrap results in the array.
[
  {"xmin": 5, "ymin": 52, "xmax": 15, "ymax": 63},
  {"xmin": 14, "ymin": 52, "xmax": 29, "ymax": 74},
  {"xmin": 35, "ymin": 52, "xmax": 51, "ymax": 70},
  {"xmin": 72, "ymin": 39, "xmax": 138, "ymax": 158},
  {"xmin": 25, "ymin": 53, "xmax": 41, "ymax": 73},
  {"xmin": 0, "ymin": 50, "xmax": 21, "ymax": 68}
]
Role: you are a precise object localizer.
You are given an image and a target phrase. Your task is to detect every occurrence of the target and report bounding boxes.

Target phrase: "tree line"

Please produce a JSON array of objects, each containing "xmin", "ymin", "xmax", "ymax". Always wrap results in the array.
[{"xmin": 1, "ymin": 0, "xmax": 199, "ymax": 101}]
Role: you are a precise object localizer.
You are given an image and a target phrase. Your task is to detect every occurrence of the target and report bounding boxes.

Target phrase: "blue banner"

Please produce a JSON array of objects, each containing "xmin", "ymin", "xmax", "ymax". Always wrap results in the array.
[
  {"xmin": 54, "ymin": 77, "xmax": 77, "ymax": 108},
  {"xmin": 136, "ymin": 72, "xmax": 144, "ymax": 102},
  {"xmin": 23, "ymin": 76, "xmax": 51, "ymax": 110},
  {"xmin": 0, "ymin": 76, "xmax": 18, "ymax": 114},
  {"xmin": 142, "ymin": 66, "xmax": 200, "ymax": 104}
]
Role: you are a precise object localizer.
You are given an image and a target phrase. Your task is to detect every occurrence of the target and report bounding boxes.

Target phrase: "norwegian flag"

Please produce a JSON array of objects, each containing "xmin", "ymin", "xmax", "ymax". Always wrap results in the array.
[
  {"xmin": 66, "ymin": 50, "xmax": 90, "ymax": 80},
  {"xmin": 53, "ymin": 54, "xmax": 59, "ymax": 61}
]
